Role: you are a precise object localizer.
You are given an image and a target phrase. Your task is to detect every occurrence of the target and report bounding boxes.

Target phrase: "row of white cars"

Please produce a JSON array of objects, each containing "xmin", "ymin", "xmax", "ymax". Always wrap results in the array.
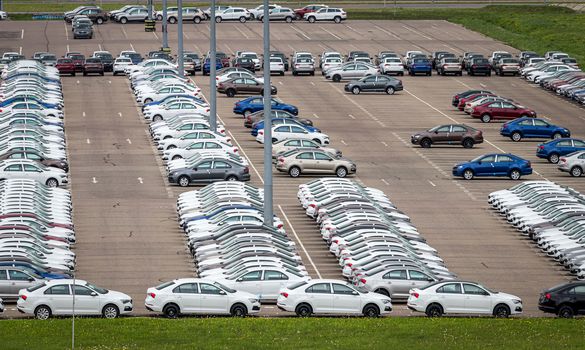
[{"xmin": 490, "ymin": 181, "xmax": 585, "ymax": 279}]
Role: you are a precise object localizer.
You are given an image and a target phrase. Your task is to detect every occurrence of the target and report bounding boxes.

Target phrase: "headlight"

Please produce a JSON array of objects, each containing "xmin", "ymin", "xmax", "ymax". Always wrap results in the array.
[
  {"xmin": 512, "ymin": 299, "xmax": 522, "ymax": 304},
  {"xmin": 248, "ymin": 298, "xmax": 259, "ymax": 304},
  {"xmin": 122, "ymin": 299, "xmax": 132, "ymax": 304},
  {"xmin": 382, "ymin": 299, "xmax": 392, "ymax": 304}
]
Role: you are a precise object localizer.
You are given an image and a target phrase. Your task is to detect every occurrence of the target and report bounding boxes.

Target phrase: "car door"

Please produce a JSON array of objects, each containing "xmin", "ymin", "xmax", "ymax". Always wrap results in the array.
[
  {"xmin": 360, "ymin": 76, "xmax": 377, "ymax": 92},
  {"xmin": 555, "ymin": 139, "xmax": 573, "ymax": 156},
  {"xmin": 573, "ymin": 285, "xmax": 585, "ymax": 314},
  {"xmin": 7, "ymin": 269, "xmax": 35, "ymax": 296},
  {"xmin": 314, "ymin": 151, "xmax": 336, "ymax": 173},
  {"xmin": 304, "ymin": 283, "xmax": 333, "ymax": 313},
  {"xmin": 283, "ymin": 139, "xmax": 301, "ymax": 152},
  {"xmin": 381, "ymin": 269, "xmax": 410, "ymax": 298},
  {"xmin": 273, "ymin": 125, "xmax": 290, "ymax": 141},
  {"xmin": 233, "ymin": 270, "xmax": 263, "ymax": 297},
  {"xmin": 191, "ymin": 160, "xmax": 213, "ymax": 182},
  {"xmin": 171, "ymin": 283, "xmax": 200, "ymax": 313},
  {"xmin": 295, "ymin": 151, "xmax": 314, "ymax": 172},
  {"xmin": 341, "ymin": 65, "xmax": 356, "ymax": 79},
  {"xmin": 448, "ymin": 125, "xmax": 467, "ymax": 144},
  {"xmin": 332, "ymin": 283, "xmax": 361, "ymax": 313},
  {"xmin": 407, "ymin": 270, "xmax": 435, "ymax": 290},
  {"xmin": 72, "ymin": 285, "xmax": 101, "ymax": 315},
  {"xmin": 0, "ymin": 270, "xmax": 10, "ymax": 298},
  {"xmin": 198, "ymin": 282, "xmax": 228, "ymax": 313},
  {"xmin": 43, "ymin": 284, "xmax": 72, "ymax": 314},
  {"xmin": 493, "ymin": 155, "xmax": 514, "ymax": 176},
  {"xmin": 432, "ymin": 125, "xmax": 451, "ymax": 144},
  {"xmin": 462, "ymin": 283, "xmax": 493, "ymax": 314},
  {"xmin": 3, "ymin": 164, "xmax": 23, "ymax": 178},
  {"xmin": 262, "ymin": 270, "xmax": 290, "ymax": 300},
  {"xmin": 474, "ymin": 155, "xmax": 496, "ymax": 176},
  {"xmin": 572, "ymin": 139, "xmax": 585, "ymax": 153},
  {"xmin": 435, "ymin": 283, "xmax": 464, "ymax": 313},
  {"xmin": 486, "ymin": 101, "xmax": 503, "ymax": 119},
  {"xmin": 223, "ymin": 8, "xmax": 234, "ymax": 20},
  {"xmin": 532, "ymin": 119, "xmax": 552, "ymax": 138},
  {"xmin": 210, "ymin": 161, "xmax": 232, "ymax": 180},
  {"xmin": 245, "ymin": 78, "xmax": 261, "ymax": 94},
  {"xmin": 291, "ymin": 125, "xmax": 309, "ymax": 140},
  {"xmin": 24, "ymin": 164, "xmax": 44, "ymax": 183},
  {"xmin": 354, "ymin": 65, "xmax": 369, "ymax": 79},
  {"xmin": 502, "ymin": 102, "xmax": 521, "ymax": 120}
]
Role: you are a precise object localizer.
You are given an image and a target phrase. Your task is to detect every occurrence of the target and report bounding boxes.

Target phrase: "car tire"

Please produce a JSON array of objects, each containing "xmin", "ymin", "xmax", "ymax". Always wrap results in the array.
[
  {"xmin": 334, "ymin": 16, "xmax": 341, "ymax": 23},
  {"xmin": 45, "ymin": 178, "xmax": 59, "ymax": 188},
  {"xmin": 163, "ymin": 304, "xmax": 179, "ymax": 319},
  {"xmin": 548, "ymin": 153, "xmax": 560, "ymax": 164},
  {"xmin": 286, "ymin": 16, "xmax": 293, "ymax": 23},
  {"xmin": 102, "ymin": 304, "xmax": 119, "ymax": 319},
  {"xmin": 511, "ymin": 132, "xmax": 522, "ymax": 142},
  {"xmin": 571, "ymin": 166, "xmax": 583, "ymax": 177},
  {"xmin": 295, "ymin": 303, "xmax": 312, "ymax": 317},
  {"xmin": 215, "ymin": 17, "xmax": 222, "ymax": 23},
  {"xmin": 463, "ymin": 169, "xmax": 474, "ymax": 180},
  {"xmin": 178, "ymin": 175, "xmax": 190, "ymax": 187},
  {"xmin": 153, "ymin": 115, "xmax": 163, "ymax": 122},
  {"xmin": 226, "ymin": 175, "xmax": 238, "ymax": 181},
  {"xmin": 558, "ymin": 305, "xmax": 575, "ymax": 318},
  {"xmin": 172, "ymin": 155, "xmax": 182, "ymax": 160},
  {"xmin": 71, "ymin": 72, "xmax": 76, "ymax": 76},
  {"xmin": 462, "ymin": 138, "xmax": 474, "ymax": 148},
  {"xmin": 144, "ymin": 98, "xmax": 153, "ymax": 104},
  {"xmin": 425, "ymin": 303, "xmax": 443, "ymax": 317},
  {"xmin": 194, "ymin": 17, "xmax": 201, "ymax": 24},
  {"xmin": 230, "ymin": 303, "xmax": 248, "ymax": 317},
  {"xmin": 481, "ymin": 114, "xmax": 491, "ymax": 123},
  {"xmin": 363, "ymin": 304, "xmax": 380, "ymax": 318},
  {"xmin": 374, "ymin": 288, "xmax": 390, "ymax": 297},
  {"xmin": 509, "ymin": 169, "xmax": 521, "ymax": 180},
  {"xmin": 420, "ymin": 138, "xmax": 432, "ymax": 148},
  {"xmin": 239, "ymin": 16, "xmax": 247, "ymax": 23},
  {"xmin": 157, "ymin": 14, "xmax": 163, "ymax": 21},
  {"xmin": 332, "ymin": 75, "xmax": 341, "ymax": 82},
  {"xmin": 552, "ymin": 132, "xmax": 563, "ymax": 139},
  {"xmin": 83, "ymin": 72, "xmax": 87, "ymax": 76},
  {"xmin": 120, "ymin": 17, "xmax": 127, "ymax": 24},
  {"xmin": 243, "ymin": 110, "xmax": 252, "ymax": 117},
  {"xmin": 168, "ymin": 17, "xmax": 177, "ymax": 24},
  {"xmin": 352, "ymin": 87, "xmax": 361, "ymax": 95},
  {"xmin": 308, "ymin": 17, "xmax": 316, "ymax": 23},
  {"xmin": 96, "ymin": 18, "xmax": 103, "ymax": 25},
  {"xmin": 35, "ymin": 305, "xmax": 52, "ymax": 320},
  {"xmin": 386, "ymin": 86, "xmax": 395, "ymax": 95},
  {"xmin": 226, "ymin": 89, "xmax": 236, "ymax": 98},
  {"xmin": 336, "ymin": 166, "xmax": 348, "ymax": 178},
  {"xmin": 289, "ymin": 166, "xmax": 301, "ymax": 178},
  {"xmin": 493, "ymin": 304, "xmax": 510, "ymax": 318}
]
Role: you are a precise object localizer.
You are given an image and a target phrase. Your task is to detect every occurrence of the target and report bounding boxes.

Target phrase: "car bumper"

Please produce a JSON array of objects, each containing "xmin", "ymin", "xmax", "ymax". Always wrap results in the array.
[{"xmin": 538, "ymin": 305, "xmax": 557, "ymax": 313}]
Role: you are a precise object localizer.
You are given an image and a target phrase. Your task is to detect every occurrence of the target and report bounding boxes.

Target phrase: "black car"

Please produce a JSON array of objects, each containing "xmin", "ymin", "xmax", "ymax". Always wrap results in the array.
[
  {"xmin": 93, "ymin": 52, "xmax": 114, "ymax": 72},
  {"xmin": 270, "ymin": 51, "xmax": 289, "ymax": 71},
  {"xmin": 466, "ymin": 58, "xmax": 491, "ymax": 76},
  {"xmin": 539, "ymin": 282, "xmax": 585, "ymax": 318},
  {"xmin": 344, "ymin": 75, "xmax": 403, "ymax": 95},
  {"xmin": 232, "ymin": 57, "xmax": 255, "ymax": 72},
  {"xmin": 73, "ymin": 24, "xmax": 93, "ymax": 39},
  {"xmin": 168, "ymin": 158, "xmax": 251, "ymax": 186}
]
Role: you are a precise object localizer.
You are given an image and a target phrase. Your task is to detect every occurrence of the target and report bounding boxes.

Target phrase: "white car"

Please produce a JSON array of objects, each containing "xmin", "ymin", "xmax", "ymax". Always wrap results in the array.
[
  {"xmin": 407, "ymin": 280, "xmax": 523, "ymax": 317},
  {"xmin": 380, "ymin": 57, "xmax": 404, "ymax": 75},
  {"xmin": 144, "ymin": 278, "xmax": 261, "ymax": 317},
  {"xmin": 0, "ymin": 11, "xmax": 7, "ymax": 20},
  {"xmin": 17, "ymin": 279, "xmax": 133, "ymax": 319},
  {"xmin": 305, "ymin": 8, "xmax": 346, "ymax": 23},
  {"xmin": 215, "ymin": 7, "xmax": 251, "ymax": 23},
  {"xmin": 157, "ymin": 131, "xmax": 231, "ymax": 151},
  {"xmin": 256, "ymin": 124, "xmax": 329, "ymax": 145},
  {"xmin": 113, "ymin": 57, "xmax": 133, "ymax": 75},
  {"xmin": 137, "ymin": 85, "xmax": 201, "ymax": 105},
  {"xmin": 0, "ymin": 102, "xmax": 63, "ymax": 119},
  {"xmin": 277, "ymin": 279, "xmax": 392, "ymax": 317},
  {"xmin": 144, "ymin": 101, "xmax": 210, "ymax": 122},
  {"xmin": 162, "ymin": 140, "xmax": 238, "ymax": 161},
  {"xmin": 249, "ymin": 4, "xmax": 281, "ymax": 20},
  {"xmin": 0, "ymin": 160, "xmax": 68, "ymax": 187},
  {"xmin": 321, "ymin": 57, "xmax": 343, "ymax": 75},
  {"xmin": 269, "ymin": 57, "xmax": 285, "ymax": 76},
  {"xmin": 153, "ymin": 121, "xmax": 225, "ymax": 141}
]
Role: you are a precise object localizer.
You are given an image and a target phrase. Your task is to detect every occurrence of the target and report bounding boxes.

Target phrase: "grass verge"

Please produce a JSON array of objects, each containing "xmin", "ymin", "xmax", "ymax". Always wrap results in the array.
[{"xmin": 0, "ymin": 317, "xmax": 585, "ymax": 349}]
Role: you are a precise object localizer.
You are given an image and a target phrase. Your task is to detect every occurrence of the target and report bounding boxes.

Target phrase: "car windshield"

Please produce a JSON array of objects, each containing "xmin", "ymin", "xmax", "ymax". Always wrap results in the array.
[
  {"xmin": 96, "ymin": 53, "xmax": 113, "ymax": 60},
  {"xmin": 86, "ymin": 282, "xmax": 108, "ymax": 294},
  {"xmin": 214, "ymin": 281, "xmax": 236, "ymax": 293},
  {"xmin": 474, "ymin": 59, "xmax": 489, "ymax": 64},
  {"xmin": 427, "ymin": 125, "xmax": 443, "ymax": 132},
  {"xmin": 41, "ymin": 55, "xmax": 56, "ymax": 60},
  {"xmin": 70, "ymin": 55, "xmax": 84, "ymax": 60},
  {"xmin": 86, "ymin": 59, "xmax": 101, "ymax": 63},
  {"xmin": 444, "ymin": 59, "xmax": 459, "ymax": 63}
]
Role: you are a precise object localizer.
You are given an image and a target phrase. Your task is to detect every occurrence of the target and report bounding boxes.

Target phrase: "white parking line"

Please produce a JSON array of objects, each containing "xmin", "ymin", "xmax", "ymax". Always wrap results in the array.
[
  {"xmin": 130, "ymin": 43, "xmax": 135, "ymax": 51},
  {"xmin": 137, "ymin": 177, "xmax": 143, "ymax": 184},
  {"xmin": 480, "ymin": 83, "xmax": 487, "ymax": 88},
  {"xmin": 86, "ymin": 138, "xmax": 91, "ymax": 144},
  {"xmin": 453, "ymin": 78, "xmax": 472, "ymax": 89},
  {"xmin": 121, "ymin": 26, "xmax": 128, "ymax": 39},
  {"xmin": 278, "ymin": 81, "xmax": 283, "ymax": 85},
  {"xmin": 340, "ymin": 140, "xmax": 347, "ymax": 145},
  {"xmin": 234, "ymin": 25, "xmax": 250, "ymax": 39},
  {"xmin": 82, "ymin": 112, "xmax": 86, "ymax": 117},
  {"xmin": 310, "ymin": 82, "xmax": 315, "ymax": 86},
  {"xmin": 319, "ymin": 26, "xmax": 341, "ymax": 40},
  {"xmin": 126, "ymin": 138, "xmax": 132, "ymax": 145},
  {"xmin": 98, "ymin": 44, "xmax": 103, "ymax": 51},
  {"xmin": 381, "ymin": 141, "xmax": 388, "ymax": 147},
  {"xmin": 67, "ymin": 44, "xmax": 70, "ymax": 52},
  {"xmin": 428, "ymin": 180, "xmax": 436, "ymax": 187},
  {"xmin": 153, "ymin": 32, "xmax": 159, "ymax": 39},
  {"xmin": 19, "ymin": 47, "xmax": 22, "ymax": 55},
  {"xmin": 184, "ymin": 31, "xmax": 191, "ymax": 40},
  {"xmin": 64, "ymin": 23, "xmax": 69, "ymax": 40},
  {"xmin": 278, "ymin": 205, "xmax": 322, "ymax": 279},
  {"xmin": 401, "ymin": 24, "xmax": 433, "ymax": 40},
  {"xmin": 348, "ymin": 114, "xmax": 355, "ymax": 119},
  {"xmin": 118, "ymin": 112, "xmax": 123, "ymax": 118},
  {"xmin": 92, "ymin": 177, "xmax": 98, "ymax": 184},
  {"xmin": 374, "ymin": 24, "xmax": 400, "ymax": 40},
  {"xmin": 291, "ymin": 25, "xmax": 310, "ymax": 40},
  {"xmin": 381, "ymin": 179, "xmax": 390, "ymax": 186},
  {"xmin": 224, "ymin": 44, "xmax": 234, "ymax": 55},
  {"xmin": 344, "ymin": 24, "xmax": 361, "ymax": 35},
  {"xmin": 108, "ymin": 80, "xmax": 112, "ymax": 84},
  {"xmin": 20, "ymin": 29, "xmax": 24, "ymax": 39},
  {"xmin": 312, "ymin": 113, "xmax": 320, "ymax": 119}
]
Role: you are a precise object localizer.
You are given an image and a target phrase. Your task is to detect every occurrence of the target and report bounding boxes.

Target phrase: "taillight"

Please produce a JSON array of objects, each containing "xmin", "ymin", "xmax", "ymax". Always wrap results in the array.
[
  {"xmin": 308, "ymin": 204, "xmax": 316, "ymax": 208},
  {"xmin": 20, "ymin": 295, "xmax": 27, "ymax": 300},
  {"xmin": 560, "ymin": 158, "xmax": 566, "ymax": 163},
  {"xmin": 243, "ymin": 167, "xmax": 249, "ymax": 174},
  {"xmin": 545, "ymin": 293, "xmax": 551, "ymax": 300},
  {"xmin": 539, "ymin": 145, "xmax": 545, "ymax": 150},
  {"xmin": 148, "ymin": 292, "xmax": 156, "ymax": 298},
  {"xmin": 347, "ymin": 263, "xmax": 353, "ymax": 267},
  {"xmin": 411, "ymin": 292, "xmax": 420, "ymax": 298},
  {"xmin": 280, "ymin": 292, "xmax": 289, "ymax": 298},
  {"xmin": 360, "ymin": 278, "xmax": 366, "ymax": 284},
  {"xmin": 333, "ymin": 239, "xmax": 339, "ymax": 243},
  {"xmin": 277, "ymin": 223, "xmax": 283, "ymax": 228},
  {"xmin": 233, "ymin": 148, "xmax": 239, "ymax": 153},
  {"xmin": 277, "ymin": 157, "xmax": 284, "ymax": 163},
  {"xmin": 472, "ymin": 65, "xmax": 478, "ymax": 68}
]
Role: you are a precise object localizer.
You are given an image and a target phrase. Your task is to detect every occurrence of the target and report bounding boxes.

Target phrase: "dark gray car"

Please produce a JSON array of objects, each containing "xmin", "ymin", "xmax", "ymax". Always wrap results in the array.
[
  {"xmin": 0, "ymin": 267, "xmax": 43, "ymax": 301},
  {"xmin": 344, "ymin": 75, "xmax": 403, "ymax": 95},
  {"xmin": 168, "ymin": 158, "xmax": 251, "ymax": 186},
  {"xmin": 73, "ymin": 24, "xmax": 93, "ymax": 39}
]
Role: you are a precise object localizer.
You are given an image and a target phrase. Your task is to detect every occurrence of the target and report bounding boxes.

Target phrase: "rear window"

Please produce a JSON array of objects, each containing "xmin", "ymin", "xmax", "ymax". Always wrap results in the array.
[
  {"xmin": 444, "ymin": 59, "xmax": 459, "ymax": 63},
  {"xmin": 27, "ymin": 282, "xmax": 46, "ymax": 292},
  {"xmin": 155, "ymin": 281, "xmax": 175, "ymax": 290},
  {"xmin": 58, "ymin": 59, "xmax": 72, "ymax": 63},
  {"xmin": 70, "ymin": 55, "xmax": 84, "ymax": 60},
  {"xmin": 501, "ymin": 59, "xmax": 518, "ymax": 64},
  {"xmin": 474, "ymin": 59, "xmax": 489, "ymax": 64},
  {"xmin": 85, "ymin": 59, "xmax": 101, "ymax": 63}
]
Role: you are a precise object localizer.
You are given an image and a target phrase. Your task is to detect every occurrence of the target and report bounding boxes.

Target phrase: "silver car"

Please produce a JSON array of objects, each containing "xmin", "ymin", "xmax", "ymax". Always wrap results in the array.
[
  {"xmin": 292, "ymin": 57, "xmax": 315, "ymax": 76},
  {"xmin": 558, "ymin": 151, "xmax": 585, "ymax": 177},
  {"xmin": 0, "ymin": 267, "xmax": 44, "ymax": 301},
  {"xmin": 259, "ymin": 7, "xmax": 295, "ymax": 22},
  {"xmin": 325, "ymin": 63, "xmax": 379, "ymax": 82}
]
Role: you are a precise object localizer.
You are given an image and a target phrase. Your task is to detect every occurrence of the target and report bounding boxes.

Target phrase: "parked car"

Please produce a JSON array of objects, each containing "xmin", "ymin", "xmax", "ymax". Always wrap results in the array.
[
  {"xmin": 0, "ymin": 160, "xmax": 68, "ymax": 187},
  {"xmin": 558, "ymin": 151, "xmax": 585, "ymax": 177},
  {"xmin": 231, "ymin": 57, "xmax": 255, "ymax": 72},
  {"xmin": 269, "ymin": 57, "xmax": 285, "ymax": 76},
  {"xmin": 92, "ymin": 51, "xmax": 114, "ymax": 72},
  {"xmin": 407, "ymin": 280, "xmax": 522, "ymax": 317},
  {"xmin": 344, "ymin": 75, "xmax": 403, "ymax": 95},
  {"xmin": 538, "ymin": 282, "xmax": 585, "ymax": 318},
  {"xmin": 17, "ymin": 279, "xmax": 133, "ymax": 319},
  {"xmin": 114, "ymin": 7, "xmax": 148, "ymax": 23},
  {"xmin": 257, "ymin": 124, "xmax": 329, "ymax": 145},
  {"xmin": 215, "ymin": 7, "xmax": 251, "ymax": 23},
  {"xmin": 355, "ymin": 268, "xmax": 437, "ymax": 300},
  {"xmin": 537, "ymin": 138, "xmax": 585, "ymax": 164},
  {"xmin": 167, "ymin": 7, "xmax": 205, "ymax": 24},
  {"xmin": 272, "ymin": 139, "xmax": 339, "ymax": 158},
  {"xmin": 55, "ymin": 58, "xmax": 76, "ymax": 76},
  {"xmin": 168, "ymin": 158, "xmax": 250, "ymax": 186},
  {"xmin": 304, "ymin": 8, "xmax": 346, "ymax": 23},
  {"xmin": 292, "ymin": 58, "xmax": 315, "ymax": 76},
  {"xmin": 294, "ymin": 4, "xmax": 328, "ymax": 19},
  {"xmin": 452, "ymin": 153, "xmax": 532, "ymax": 180},
  {"xmin": 145, "ymin": 278, "xmax": 261, "ymax": 317},
  {"xmin": 500, "ymin": 117, "xmax": 570, "ymax": 142},
  {"xmin": 436, "ymin": 58, "xmax": 462, "ymax": 76},
  {"xmin": 217, "ymin": 78, "xmax": 277, "ymax": 98},
  {"xmin": 233, "ymin": 97, "xmax": 298, "ymax": 116},
  {"xmin": 466, "ymin": 58, "xmax": 491, "ymax": 76},
  {"xmin": 73, "ymin": 24, "xmax": 93, "ymax": 40},
  {"xmin": 203, "ymin": 58, "xmax": 223, "ymax": 75},
  {"xmin": 408, "ymin": 58, "xmax": 432, "ymax": 76},
  {"xmin": 326, "ymin": 63, "xmax": 379, "ymax": 82},
  {"xmin": 411, "ymin": 124, "xmax": 483, "ymax": 148},
  {"xmin": 452, "ymin": 89, "xmax": 492, "ymax": 107},
  {"xmin": 471, "ymin": 101, "xmax": 536, "ymax": 123},
  {"xmin": 83, "ymin": 58, "xmax": 104, "ymax": 76},
  {"xmin": 258, "ymin": 7, "xmax": 296, "ymax": 22},
  {"xmin": 0, "ymin": 267, "xmax": 45, "ymax": 301},
  {"xmin": 0, "ymin": 150, "xmax": 68, "ymax": 172},
  {"xmin": 494, "ymin": 58, "xmax": 521, "ymax": 76},
  {"xmin": 275, "ymin": 150, "xmax": 355, "ymax": 178},
  {"xmin": 269, "ymin": 51, "xmax": 289, "ymax": 71},
  {"xmin": 244, "ymin": 110, "xmax": 312, "ymax": 129}
]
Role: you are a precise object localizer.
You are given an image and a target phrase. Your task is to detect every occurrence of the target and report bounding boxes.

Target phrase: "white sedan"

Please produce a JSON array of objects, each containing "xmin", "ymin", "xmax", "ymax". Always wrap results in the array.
[
  {"xmin": 0, "ymin": 102, "xmax": 63, "ymax": 119},
  {"xmin": 17, "ymin": 279, "xmax": 133, "ymax": 319},
  {"xmin": 162, "ymin": 140, "xmax": 238, "ymax": 161},
  {"xmin": 256, "ymin": 125, "xmax": 329, "ymax": 145},
  {"xmin": 153, "ymin": 122, "xmax": 226, "ymax": 142},
  {"xmin": 407, "ymin": 280, "xmax": 522, "ymax": 317},
  {"xmin": 144, "ymin": 102, "xmax": 210, "ymax": 122},
  {"xmin": 137, "ymin": 85, "xmax": 202, "ymax": 105},
  {"xmin": 145, "ymin": 278, "xmax": 261, "ymax": 317},
  {"xmin": 380, "ymin": 57, "xmax": 404, "ymax": 75},
  {"xmin": 0, "ymin": 160, "xmax": 68, "ymax": 187},
  {"xmin": 277, "ymin": 279, "xmax": 392, "ymax": 317},
  {"xmin": 157, "ymin": 131, "xmax": 231, "ymax": 151}
]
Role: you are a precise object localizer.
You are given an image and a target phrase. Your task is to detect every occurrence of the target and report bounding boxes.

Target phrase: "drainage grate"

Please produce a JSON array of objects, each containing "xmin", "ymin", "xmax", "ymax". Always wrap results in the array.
[{"xmin": 0, "ymin": 31, "xmax": 21, "ymax": 39}]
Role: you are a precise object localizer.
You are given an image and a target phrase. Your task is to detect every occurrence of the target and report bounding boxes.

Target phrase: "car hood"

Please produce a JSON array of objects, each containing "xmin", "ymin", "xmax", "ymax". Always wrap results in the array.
[
  {"xmin": 493, "ymin": 291, "xmax": 521, "ymax": 301},
  {"xmin": 105, "ymin": 290, "xmax": 132, "ymax": 300}
]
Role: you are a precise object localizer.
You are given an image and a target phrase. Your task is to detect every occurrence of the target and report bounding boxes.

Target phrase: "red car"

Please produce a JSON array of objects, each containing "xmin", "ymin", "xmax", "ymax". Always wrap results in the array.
[
  {"xmin": 67, "ymin": 53, "xmax": 85, "ymax": 72},
  {"xmin": 471, "ymin": 101, "xmax": 536, "ymax": 123},
  {"xmin": 55, "ymin": 58, "xmax": 76, "ymax": 76},
  {"xmin": 294, "ymin": 4, "xmax": 328, "ymax": 19},
  {"xmin": 457, "ymin": 93, "xmax": 495, "ymax": 111},
  {"xmin": 83, "ymin": 58, "xmax": 104, "ymax": 76},
  {"xmin": 216, "ymin": 52, "xmax": 231, "ymax": 68}
]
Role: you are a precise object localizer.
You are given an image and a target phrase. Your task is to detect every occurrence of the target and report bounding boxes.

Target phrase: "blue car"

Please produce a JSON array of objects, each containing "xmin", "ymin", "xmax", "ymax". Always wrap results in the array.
[
  {"xmin": 203, "ymin": 58, "xmax": 223, "ymax": 75},
  {"xmin": 0, "ymin": 262, "xmax": 69, "ymax": 279},
  {"xmin": 233, "ymin": 97, "xmax": 298, "ymax": 116},
  {"xmin": 408, "ymin": 58, "xmax": 432, "ymax": 76},
  {"xmin": 0, "ymin": 96, "xmax": 61, "ymax": 110},
  {"xmin": 537, "ymin": 138, "xmax": 585, "ymax": 163},
  {"xmin": 251, "ymin": 118, "xmax": 320, "ymax": 137},
  {"xmin": 452, "ymin": 153, "xmax": 532, "ymax": 180},
  {"xmin": 500, "ymin": 117, "xmax": 570, "ymax": 142}
]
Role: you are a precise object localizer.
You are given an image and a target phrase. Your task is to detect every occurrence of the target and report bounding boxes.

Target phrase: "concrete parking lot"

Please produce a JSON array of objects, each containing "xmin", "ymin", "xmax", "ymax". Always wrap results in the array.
[{"xmin": 1, "ymin": 19, "xmax": 584, "ymax": 317}]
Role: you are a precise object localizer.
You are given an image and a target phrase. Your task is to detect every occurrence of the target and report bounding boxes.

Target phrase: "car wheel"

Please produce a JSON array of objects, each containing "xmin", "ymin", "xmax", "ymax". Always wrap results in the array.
[
  {"xmin": 425, "ymin": 303, "xmax": 443, "ymax": 317},
  {"xmin": 336, "ymin": 166, "xmax": 348, "ymax": 178},
  {"xmin": 481, "ymin": 114, "xmax": 491, "ymax": 123},
  {"xmin": 96, "ymin": 18, "xmax": 103, "ymax": 25},
  {"xmin": 163, "ymin": 304, "xmax": 179, "ymax": 319},
  {"xmin": 511, "ymin": 132, "xmax": 522, "ymax": 142},
  {"xmin": 332, "ymin": 74, "xmax": 341, "ymax": 82},
  {"xmin": 215, "ymin": 17, "xmax": 222, "ymax": 23},
  {"xmin": 45, "ymin": 178, "xmax": 59, "ymax": 188},
  {"xmin": 71, "ymin": 72, "xmax": 76, "ymax": 76},
  {"xmin": 230, "ymin": 303, "xmax": 248, "ymax": 317},
  {"xmin": 552, "ymin": 132, "xmax": 563, "ymax": 139},
  {"xmin": 102, "ymin": 304, "xmax": 119, "ymax": 319},
  {"xmin": 172, "ymin": 155, "xmax": 182, "ymax": 160},
  {"xmin": 153, "ymin": 115, "xmax": 163, "ymax": 122},
  {"xmin": 226, "ymin": 175, "xmax": 238, "ymax": 181},
  {"xmin": 352, "ymin": 87, "xmax": 361, "ymax": 95},
  {"xmin": 548, "ymin": 153, "xmax": 560, "ymax": 164},
  {"xmin": 509, "ymin": 169, "xmax": 522, "ymax": 180},
  {"xmin": 243, "ymin": 110, "xmax": 252, "ymax": 117},
  {"xmin": 493, "ymin": 304, "xmax": 510, "ymax": 318},
  {"xmin": 308, "ymin": 17, "xmax": 316, "ymax": 23},
  {"xmin": 386, "ymin": 86, "xmax": 395, "ymax": 95},
  {"xmin": 571, "ymin": 166, "xmax": 583, "ymax": 177},
  {"xmin": 168, "ymin": 17, "xmax": 177, "ymax": 24},
  {"xmin": 289, "ymin": 166, "xmax": 301, "ymax": 178},
  {"xmin": 144, "ymin": 98, "xmax": 153, "ymax": 104},
  {"xmin": 120, "ymin": 17, "xmax": 127, "ymax": 24},
  {"xmin": 463, "ymin": 169, "xmax": 474, "ymax": 180},
  {"xmin": 374, "ymin": 288, "xmax": 390, "ymax": 297},
  {"xmin": 35, "ymin": 305, "xmax": 51, "ymax": 320},
  {"xmin": 226, "ymin": 89, "xmax": 236, "ymax": 98},
  {"xmin": 420, "ymin": 138, "xmax": 432, "ymax": 148},
  {"xmin": 334, "ymin": 16, "xmax": 341, "ymax": 23},
  {"xmin": 295, "ymin": 303, "xmax": 312, "ymax": 317},
  {"xmin": 239, "ymin": 16, "xmax": 247, "ymax": 23},
  {"xmin": 363, "ymin": 304, "xmax": 380, "ymax": 318},
  {"xmin": 157, "ymin": 14, "xmax": 163, "ymax": 21},
  {"xmin": 286, "ymin": 16, "xmax": 293, "ymax": 23},
  {"xmin": 558, "ymin": 305, "xmax": 575, "ymax": 318},
  {"xmin": 194, "ymin": 17, "xmax": 201, "ymax": 24},
  {"xmin": 178, "ymin": 175, "xmax": 190, "ymax": 187}
]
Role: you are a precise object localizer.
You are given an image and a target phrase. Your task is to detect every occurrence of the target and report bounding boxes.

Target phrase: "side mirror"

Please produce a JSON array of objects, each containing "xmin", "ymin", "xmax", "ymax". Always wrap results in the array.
[
  {"xmin": 219, "ymin": 290, "xmax": 227, "ymax": 295},
  {"xmin": 427, "ymin": 278, "xmax": 434, "ymax": 282},
  {"xmin": 236, "ymin": 278, "xmax": 243, "ymax": 282},
  {"xmin": 352, "ymin": 291, "xmax": 359, "ymax": 296},
  {"xmin": 28, "ymin": 277, "xmax": 35, "ymax": 282},
  {"xmin": 477, "ymin": 161, "xmax": 482, "ymax": 165},
  {"xmin": 434, "ymin": 131, "xmax": 438, "ymax": 134},
  {"xmin": 91, "ymin": 292, "xmax": 98, "ymax": 297}
]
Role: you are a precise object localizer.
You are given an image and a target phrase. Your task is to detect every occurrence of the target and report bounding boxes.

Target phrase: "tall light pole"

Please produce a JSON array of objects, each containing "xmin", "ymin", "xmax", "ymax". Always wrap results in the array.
[
  {"xmin": 147, "ymin": 0, "xmax": 153, "ymax": 20},
  {"xmin": 162, "ymin": 0, "xmax": 168, "ymax": 49},
  {"xmin": 177, "ymin": 0, "xmax": 184, "ymax": 77},
  {"xmin": 209, "ymin": 0, "xmax": 217, "ymax": 131},
  {"xmin": 262, "ymin": 0, "xmax": 273, "ymax": 226}
]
